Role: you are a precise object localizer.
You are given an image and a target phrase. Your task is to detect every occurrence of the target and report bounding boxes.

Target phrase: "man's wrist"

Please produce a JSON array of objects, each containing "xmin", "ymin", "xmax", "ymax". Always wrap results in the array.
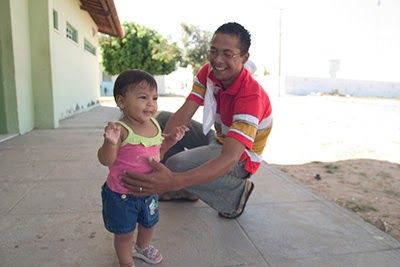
[{"xmin": 174, "ymin": 172, "xmax": 186, "ymax": 191}]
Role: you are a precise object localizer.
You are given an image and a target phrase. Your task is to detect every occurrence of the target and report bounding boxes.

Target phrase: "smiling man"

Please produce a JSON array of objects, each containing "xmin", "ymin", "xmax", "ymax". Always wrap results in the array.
[{"xmin": 122, "ymin": 22, "xmax": 273, "ymax": 219}]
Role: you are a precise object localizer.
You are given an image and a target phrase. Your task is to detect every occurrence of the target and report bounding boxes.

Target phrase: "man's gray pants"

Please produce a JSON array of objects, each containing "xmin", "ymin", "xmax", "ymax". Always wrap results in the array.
[{"xmin": 156, "ymin": 111, "xmax": 250, "ymax": 214}]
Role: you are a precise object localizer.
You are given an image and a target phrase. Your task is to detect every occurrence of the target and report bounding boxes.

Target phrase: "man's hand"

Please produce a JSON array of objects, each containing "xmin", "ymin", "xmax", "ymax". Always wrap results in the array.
[
  {"xmin": 121, "ymin": 159, "xmax": 178, "ymax": 196},
  {"xmin": 163, "ymin": 125, "xmax": 189, "ymax": 142},
  {"xmin": 160, "ymin": 125, "xmax": 189, "ymax": 160},
  {"xmin": 162, "ymin": 125, "xmax": 189, "ymax": 148}
]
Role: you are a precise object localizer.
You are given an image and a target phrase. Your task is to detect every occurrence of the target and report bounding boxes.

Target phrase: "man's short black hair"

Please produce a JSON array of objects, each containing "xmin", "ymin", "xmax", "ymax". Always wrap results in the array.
[{"xmin": 215, "ymin": 22, "xmax": 251, "ymax": 54}]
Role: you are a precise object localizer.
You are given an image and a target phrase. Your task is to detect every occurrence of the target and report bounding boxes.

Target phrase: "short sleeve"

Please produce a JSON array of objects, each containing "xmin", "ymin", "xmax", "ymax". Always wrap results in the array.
[{"xmin": 187, "ymin": 64, "xmax": 209, "ymax": 105}]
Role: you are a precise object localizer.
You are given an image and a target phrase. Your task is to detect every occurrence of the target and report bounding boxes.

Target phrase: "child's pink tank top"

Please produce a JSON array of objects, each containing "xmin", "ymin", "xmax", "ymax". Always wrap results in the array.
[{"xmin": 106, "ymin": 119, "xmax": 163, "ymax": 194}]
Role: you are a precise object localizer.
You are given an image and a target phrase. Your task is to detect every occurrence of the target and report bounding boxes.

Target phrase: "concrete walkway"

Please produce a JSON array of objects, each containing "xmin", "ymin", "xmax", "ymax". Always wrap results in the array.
[{"xmin": 0, "ymin": 105, "xmax": 399, "ymax": 267}]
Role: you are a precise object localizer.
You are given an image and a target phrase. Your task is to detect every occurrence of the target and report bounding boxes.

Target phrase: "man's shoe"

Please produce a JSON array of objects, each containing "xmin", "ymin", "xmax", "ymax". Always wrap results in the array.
[{"xmin": 218, "ymin": 180, "xmax": 254, "ymax": 219}]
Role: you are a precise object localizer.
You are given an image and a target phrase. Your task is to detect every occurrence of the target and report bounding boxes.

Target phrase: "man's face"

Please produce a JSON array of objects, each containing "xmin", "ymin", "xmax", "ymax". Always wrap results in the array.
[{"xmin": 208, "ymin": 33, "xmax": 249, "ymax": 88}]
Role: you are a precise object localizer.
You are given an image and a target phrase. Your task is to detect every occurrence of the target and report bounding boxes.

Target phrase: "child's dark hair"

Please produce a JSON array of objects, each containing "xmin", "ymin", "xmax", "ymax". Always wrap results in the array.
[
  {"xmin": 215, "ymin": 22, "xmax": 251, "ymax": 54},
  {"xmin": 113, "ymin": 69, "xmax": 157, "ymax": 100}
]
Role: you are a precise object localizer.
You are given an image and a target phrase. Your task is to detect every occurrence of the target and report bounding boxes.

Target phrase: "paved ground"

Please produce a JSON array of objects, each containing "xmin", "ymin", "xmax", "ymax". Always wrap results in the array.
[{"xmin": 1, "ymin": 99, "xmax": 400, "ymax": 266}]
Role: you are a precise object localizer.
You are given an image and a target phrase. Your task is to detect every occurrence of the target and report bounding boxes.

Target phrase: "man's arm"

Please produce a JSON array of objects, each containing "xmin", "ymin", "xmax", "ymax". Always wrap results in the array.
[
  {"xmin": 173, "ymin": 137, "xmax": 246, "ymax": 189},
  {"xmin": 158, "ymin": 99, "xmax": 198, "ymax": 159},
  {"xmin": 163, "ymin": 99, "xmax": 199, "ymax": 134},
  {"xmin": 160, "ymin": 98, "xmax": 243, "ymax": 189},
  {"xmin": 159, "ymin": 125, "xmax": 189, "ymax": 160},
  {"xmin": 122, "ymin": 136, "xmax": 246, "ymax": 195}
]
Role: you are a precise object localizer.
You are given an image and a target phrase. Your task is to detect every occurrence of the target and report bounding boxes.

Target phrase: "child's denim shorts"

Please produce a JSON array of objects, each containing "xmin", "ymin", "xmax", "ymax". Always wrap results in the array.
[{"xmin": 101, "ymin": 183, "xmax": 159, "ymax": 234}]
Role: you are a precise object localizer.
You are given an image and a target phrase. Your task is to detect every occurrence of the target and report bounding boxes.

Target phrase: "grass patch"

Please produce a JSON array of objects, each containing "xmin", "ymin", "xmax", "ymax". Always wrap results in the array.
[
  {"xmin": 279, "ymin": 168, "xmax": 288, "ymax": 173},
  {"xmin": 358, "ymin": 172, "xmax": 367, "ymax": 177},
  {"xmin": 384, "ymin": 189, "xmax": 400, "ymax": 198},
  {"xmin": 363, "ymin": 218, "xmax": 373, "ymax": 224},
  {"xmin": 376, "ymin": 171, "xmax": 392, "ymax": 179},
  {"xmin": 344, "ymin": 201, "xmax": 378, "ymax": 213},
  {"xmin": 324, "ymin": 164, "xmax": 339, "ymax": 174}
]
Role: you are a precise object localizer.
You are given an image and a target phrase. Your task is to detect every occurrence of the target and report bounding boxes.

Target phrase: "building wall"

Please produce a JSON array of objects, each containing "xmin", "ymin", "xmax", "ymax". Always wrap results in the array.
[
  {"xmin": 50, "ymin": 0, "xmax": 100, "ymax": 120},
  {"xmin": 11, "ymin": 0, "xmax": 35, "ymax": 133},
  {"xmin": 0, "ymin": 0, "xmax": 102, "ymax": 135},
  {"xmin": 29, "ymin": 0, "xmax": 56, "ymax": 129},
  {"xmin": 0, "ymin": 0, "xmax": 19, "ymax": 134},
  {"xmin": 155, "ymin": 67, "xmax": 193, "ymax": 97},
  {"xmin": 286, "ymin": 76, "xmax": 400, "ymax": 98}
]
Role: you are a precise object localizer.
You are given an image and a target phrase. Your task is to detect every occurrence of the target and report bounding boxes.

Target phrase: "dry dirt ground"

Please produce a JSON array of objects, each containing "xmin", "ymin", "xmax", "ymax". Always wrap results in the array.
[
  {"xmin": 264, "ymin": 95, "xmax": 400, "ymax": 241},
  {"xmin": 102, "ymin": 94, "xmax": 400, "ymax": 240},
  {"xmin": 273, "ymin": 159, "xmax": 400, "ymax": 240}
]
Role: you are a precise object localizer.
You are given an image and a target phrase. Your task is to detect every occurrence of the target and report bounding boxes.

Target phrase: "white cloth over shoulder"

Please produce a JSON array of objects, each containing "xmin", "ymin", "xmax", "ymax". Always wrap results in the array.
[
  {"xmin": 202, "ymin": 61, "xmax": 257, "ymax": 135},
  {"xmin": 202, "ymin": 77, "xmax": 218, "ymax": 135},
  {"xmin": 244, "ymin": 60, "xmax": 257, "ymax": 74}
]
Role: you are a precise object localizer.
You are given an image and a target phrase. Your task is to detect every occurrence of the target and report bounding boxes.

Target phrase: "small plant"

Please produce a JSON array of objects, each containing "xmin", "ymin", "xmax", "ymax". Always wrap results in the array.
[
  {"xmin": 344, "ymin": 201, "xmax": 378, "ymax": 213},
  {"xmin": 376, "ymin": 171, "xmax": 392, "ymax": 179},
  {"xmin": 358, "ymin": 172, "xmax": 367, "ymax": 177},
  {"xmin": 324, "ymin": 164, "xmax": 339, "ymax": 174},
  {"xmin": 384, "ymin": 189, "xmax": 400, "ymax": 198}
]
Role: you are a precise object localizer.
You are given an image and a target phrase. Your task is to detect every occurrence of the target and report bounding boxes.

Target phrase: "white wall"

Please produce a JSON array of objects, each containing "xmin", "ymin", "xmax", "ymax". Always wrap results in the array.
[
  {"xmin": 286, "ymin": 76, "xmax": 400, "ymax": 98},
  {"xmin": 155, "ymin": 67, "xmax": 193, "ymax": 96},
  {"xmin": 101, "ymin": 67, "xmax": 194, "ymax": 98},
  {"xmin": 50, "ymin": 0, "xmax": 100, "ymax": 120}
]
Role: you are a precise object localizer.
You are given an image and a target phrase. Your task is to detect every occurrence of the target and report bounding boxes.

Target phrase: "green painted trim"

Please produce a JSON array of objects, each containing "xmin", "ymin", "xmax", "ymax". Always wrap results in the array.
[
  {"xmin": 0, "ymin": 45, "xmax": 6, "ymax": 133},
  {"xmin": 0, "ymin": 55, "xmax": 6, "ymax": 133},
  {"xmin": 29, "ymin": 0, "xmax": 56, "ymax": 129},
  {"xmin": 0, "ymin": 0, "xmax": 19, "ymax": 134}
]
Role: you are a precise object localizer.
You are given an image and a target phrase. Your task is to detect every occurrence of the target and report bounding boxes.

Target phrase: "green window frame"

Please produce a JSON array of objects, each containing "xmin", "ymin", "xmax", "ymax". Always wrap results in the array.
[
  {"xmin": 84, "ymin": 39, "xmax": 96, "ymax": 55},
  {"xmin": 66, "ymin": 22, "xmax": 78, "ymax": 43},
  {"xmin": 53, "ymin": 10, "xmax": 58, "ymax": 30}
]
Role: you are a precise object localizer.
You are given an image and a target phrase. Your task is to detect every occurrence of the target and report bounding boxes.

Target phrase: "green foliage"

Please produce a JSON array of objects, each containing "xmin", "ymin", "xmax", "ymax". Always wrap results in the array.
[
  {"xmin": 324, "ymin": 163, "xmax": 339, "ymax": 174},
  {"xmin": 100, "ymin": 23, "xmax": 181, "ymax": 75},
  {"xmin": 344, "ymin": 201, "xmax": 378, "ymax": 213},
  {"xmin": 180, "ymin": 23, "xmax": 211, "ymax": 74},
  {"xmin": 384, "ymin": 189, "xmax": 400, "ymax": 198}
]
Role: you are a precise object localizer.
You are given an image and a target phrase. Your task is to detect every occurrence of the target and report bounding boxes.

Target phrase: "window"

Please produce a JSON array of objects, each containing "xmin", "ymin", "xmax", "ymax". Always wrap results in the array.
[
  {"xmin": 66, "ymin": 22, "xmax": 78, "ymax": 43},
  {"xmin": 84, "ymin": 39, "xmax": 96, "ymax": 55},
  {"xmin": 53, "ymin": 10, "xmax": 58, "ymax": 30}
]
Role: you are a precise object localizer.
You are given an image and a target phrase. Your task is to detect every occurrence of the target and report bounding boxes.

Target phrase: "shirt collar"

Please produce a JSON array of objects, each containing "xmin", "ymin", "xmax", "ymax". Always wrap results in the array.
[{"xmin": 207, "ymin": 64, "xmax": 250, "ymax": 95}]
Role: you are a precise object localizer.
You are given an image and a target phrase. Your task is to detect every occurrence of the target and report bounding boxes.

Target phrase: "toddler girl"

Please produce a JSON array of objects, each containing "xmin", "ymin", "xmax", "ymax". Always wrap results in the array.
[{"xmin": 98, "ymin": 69, "xmax": 188, "ymax": 267}]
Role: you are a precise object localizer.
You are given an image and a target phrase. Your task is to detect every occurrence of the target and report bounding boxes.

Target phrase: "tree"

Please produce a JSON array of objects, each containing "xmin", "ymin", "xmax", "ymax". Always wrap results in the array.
[
  {"xmin": 180, "ymin": 23, "xmax": 212, "ymax": 74},
  {"xmin": 100, "ymin": 22, "xmax": 181, "ymax": 75}
]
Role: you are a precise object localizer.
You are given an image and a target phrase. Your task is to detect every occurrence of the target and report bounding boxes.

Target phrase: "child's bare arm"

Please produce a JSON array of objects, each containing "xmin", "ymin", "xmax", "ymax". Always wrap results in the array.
[
  {"xmin": 98, "ymin": 122, "xmax": 121, "ymax": 166},
  {"xmin": 160, "ymin": 125, "xmax": 189, "ymax": 160}
]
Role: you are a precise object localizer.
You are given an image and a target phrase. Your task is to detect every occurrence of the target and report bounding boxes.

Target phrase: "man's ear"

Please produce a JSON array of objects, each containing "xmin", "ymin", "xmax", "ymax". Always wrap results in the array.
[
  {"xmin": 242, "ymin": 52, "xmax": 250, "ymax": 64},
  {"xmin": 116, "ymin": 95, "xmax": 124, "ymax": 110}
]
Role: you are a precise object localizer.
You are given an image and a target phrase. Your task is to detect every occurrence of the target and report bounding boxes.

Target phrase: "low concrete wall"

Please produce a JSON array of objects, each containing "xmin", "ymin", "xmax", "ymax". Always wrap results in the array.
[
  {"xmin": 100, "ymin": 67, "xmax": 194, "ymax": 97},
  {"xmin": 286, "ymin": 76, "xmax": 400, "ymax": 98}
]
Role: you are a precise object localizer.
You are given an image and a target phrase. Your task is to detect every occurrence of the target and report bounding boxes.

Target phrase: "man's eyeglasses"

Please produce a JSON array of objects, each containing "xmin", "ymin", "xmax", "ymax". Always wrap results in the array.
[{"xmin": 208, "ymin": 49, "xmax": 241, "ymax": 60}]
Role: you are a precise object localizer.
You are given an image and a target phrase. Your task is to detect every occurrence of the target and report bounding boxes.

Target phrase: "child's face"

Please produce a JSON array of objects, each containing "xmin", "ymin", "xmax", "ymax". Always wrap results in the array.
[{"xmin": 117, "ymin": 82, "xmax": 158, "ymax": 123}]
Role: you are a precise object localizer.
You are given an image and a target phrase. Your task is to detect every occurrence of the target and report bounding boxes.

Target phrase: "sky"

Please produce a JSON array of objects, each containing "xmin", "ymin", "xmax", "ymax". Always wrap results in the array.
[{"xmin": 114, "ymin": 0, "xmax": 400, "ymax": 82}]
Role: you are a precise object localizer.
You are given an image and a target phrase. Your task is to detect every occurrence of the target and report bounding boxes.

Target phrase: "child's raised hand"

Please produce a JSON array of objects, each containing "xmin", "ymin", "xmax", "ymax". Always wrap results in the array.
[
  {"xmin": 103, "ymin": 122, "xmax": 121, "ymax": 145},
  {"xmin": 163, "ymin": 125, "xmax": 189, "ymax": 142}
]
